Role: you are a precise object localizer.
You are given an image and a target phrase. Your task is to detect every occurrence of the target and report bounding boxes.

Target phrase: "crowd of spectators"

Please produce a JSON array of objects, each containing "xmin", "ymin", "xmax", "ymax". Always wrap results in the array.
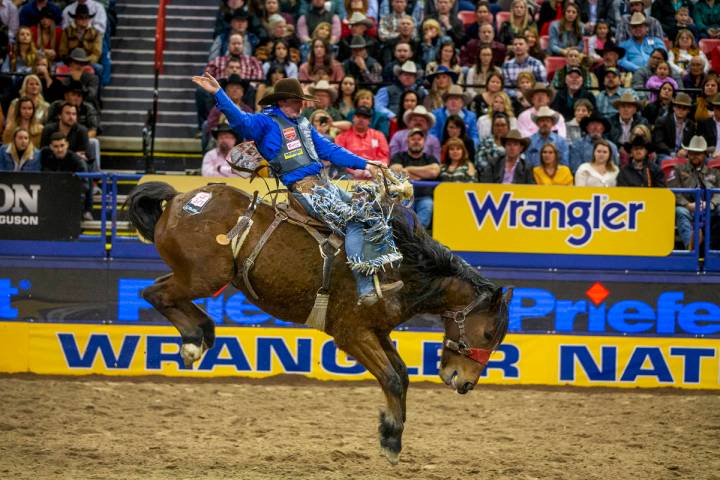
[{"xmin": 0, "ymin": 0, "xmax": 115, "ymax": 219}]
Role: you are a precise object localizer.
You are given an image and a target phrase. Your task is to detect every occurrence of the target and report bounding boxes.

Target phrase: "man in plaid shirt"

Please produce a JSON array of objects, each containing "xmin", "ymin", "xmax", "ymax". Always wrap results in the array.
[{"xmin": 501, "ymin": 35, "xmax": 547, "ymax": 97}]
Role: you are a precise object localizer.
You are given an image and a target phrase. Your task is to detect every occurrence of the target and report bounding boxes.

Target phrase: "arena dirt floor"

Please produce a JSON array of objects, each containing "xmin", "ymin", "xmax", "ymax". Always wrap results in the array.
[{"xmin": 0, "ymin": 374, "xmax": 718, "ymax": 480}]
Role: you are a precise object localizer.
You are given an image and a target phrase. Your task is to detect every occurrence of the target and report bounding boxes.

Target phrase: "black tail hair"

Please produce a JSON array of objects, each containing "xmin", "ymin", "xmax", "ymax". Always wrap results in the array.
[{"xmin": 125, "ymin": 182, "xmax": 178, "ymax": 243}]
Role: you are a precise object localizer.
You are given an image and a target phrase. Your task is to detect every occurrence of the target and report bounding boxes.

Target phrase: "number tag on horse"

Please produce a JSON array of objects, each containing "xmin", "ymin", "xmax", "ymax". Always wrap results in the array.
[{"xmin": 183, "ymin": 191, "xmax": 212, "ymax": 215}]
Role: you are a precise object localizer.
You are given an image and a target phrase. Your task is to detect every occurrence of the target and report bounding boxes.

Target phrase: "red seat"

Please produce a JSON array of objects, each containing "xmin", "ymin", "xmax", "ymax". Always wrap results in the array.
[
  {"xmin": 583, "ymin": 36, "xmax": 590, "ymax": 54},
  {"xmin": 708, "ymin": 158, "xmax": 720, "ymax": 170},
  {"xmin": 700, "ymin": 38, "xmax": 720, "ymax": 55},
  {"xmin": 457, "ymin": 11, "xmax": 476, "ymax": 26},
  {"xmin": 496, "ymin": 11, "xmax": 510, "ymax": 31},
  {"xmin": 661, "ymin": 157, "xmax": 688, "ymax": 180},
  {"xmin": 540, "ymin": 35, "xmax": 549, "ymax": 51},
  {"xmin": 544, "ymin": 56, "xmax": 567, "ymax": 81}
]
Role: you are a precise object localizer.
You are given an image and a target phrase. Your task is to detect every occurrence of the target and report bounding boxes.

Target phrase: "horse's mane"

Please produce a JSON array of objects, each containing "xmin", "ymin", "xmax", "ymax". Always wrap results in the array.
[{"xmin": 390, "ymin": 206, "xmax": 498, "ymax": 312}]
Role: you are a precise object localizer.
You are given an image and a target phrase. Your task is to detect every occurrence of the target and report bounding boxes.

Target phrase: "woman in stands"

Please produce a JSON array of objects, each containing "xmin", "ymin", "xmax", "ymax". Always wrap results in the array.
[
  {"xmin": 7, "ymin": 74, "xmax": 50, "ymax": 125},
  {"xmin": 439, "ymin": 138, "xmax": 478, "ymax": 182},
  {"xmin": 466, "ymin": 47, "xmax": 502, "ymax": 100},
  {"xmin": 475, "ymin": 112, "xmax": 510, "ymax": 180},
  {"xmin": 548, "ymin": 3, "xmax": 584, "ymax": 57},
  {"xmin": 30, "ymin": 7, "xmax": 62, "ymax": 65},
  {"xmin": 524, "ymin": 27, "xmax": 547, "ymax": 62},
  {"xmin": 587, "ymin": 20, "xmax": 611, "ymax": 65},
  {"xmin": 477, "ymin": 91, "xmax": 517, "ymax": 139},
  {"xmin": 5, "ymin": 26, "xmax": 38, "ymax": 74},
  {"xmin": 498, "ymin": 0, "xmax": 536, "ymax": 46},
  {"xmin": 388, "ymin": 90, "xmax": 419, "ymax": 139},
  {"xmin": 425, "ymin": 39, "xmax": 464, "ymax": 86},
  {"xmin": 669, "ymin": 29, "xmax": 708, "ymax": 76},
  {"xmin": 695, "ymin": 74, "xmax": 719, "ymax": 122},
  {"xmin": 334, "ymin": 75, "xmax": 358, "ymax": 118},
  {"xmin": 299, "ymin": 38, "xmax": 344, "ymax": 82},
  {"xmin": 511, "ymin": 71, "xmax": 536, "ymax": 116},
  {"xmin": 2, "ymin": 97, "xmax": 43, "ymax": 148},
  {"xmin": 574, "ymin": 139, "xmax": 618, "ymax": 187},
  {"xmin": 537, "ymin": 0, "xmax": 562, "ymax": 36},
  {"xmin": 534, "ymin": 143, "xmax": 573, "ymax": 186},
  {"xmin": 0, "ymin": 128, "xmax": 40, "ymax": 172},
  {"xmin": 469, "ymin": 71, "xmax": 503, "ymax": 117},
  {"xmin": 262, "ymin": 39, "xmax": 298, "ymax": 79},
  {"xmin": 441, "ymin": 114, "xmax": 476, "ymax": 161}
]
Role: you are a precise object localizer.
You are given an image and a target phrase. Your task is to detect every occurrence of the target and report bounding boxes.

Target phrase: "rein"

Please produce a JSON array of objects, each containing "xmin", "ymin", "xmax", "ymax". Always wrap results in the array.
[{"xmin": 441, "ymin": 290, "xmax": 508, "ymax": 366}]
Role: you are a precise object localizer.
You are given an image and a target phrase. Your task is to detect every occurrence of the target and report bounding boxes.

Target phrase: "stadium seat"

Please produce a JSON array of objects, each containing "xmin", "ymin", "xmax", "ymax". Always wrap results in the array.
[
  {"xmin": 540, "ymin": 35, "xmax": 549, "ymax": 51},
  {"xmin": 708, "ymin": 158, "xmax": 720, "ymax": 170},
  {"xmin": 458, "ymin": 11, "xmax": 476, "ymax": 26},
  {"xmin": 496, "ymin": 11, "xmax": 510, "ymax": 31},
  {"xmin": 661, "ymin": 157, "xmax": 688, "ymax": 179},
  {"xmin": 700, "ymin": 38, "xmax": 720, "ymax": 55},
  {"xmin": 544, "ymin": 56, "xmax": 567, "ymax": 81}
]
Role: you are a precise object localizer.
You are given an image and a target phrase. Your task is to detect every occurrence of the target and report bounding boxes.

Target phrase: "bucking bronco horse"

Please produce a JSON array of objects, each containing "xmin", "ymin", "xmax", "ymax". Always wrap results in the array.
[{"xmin": 126, "ymin": 178, "xmax": 512, "ymax": 464}]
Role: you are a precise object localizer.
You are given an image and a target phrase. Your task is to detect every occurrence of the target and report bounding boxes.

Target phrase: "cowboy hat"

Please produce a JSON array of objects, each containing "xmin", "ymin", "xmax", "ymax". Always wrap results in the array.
[
  {"xmin": 580, "ymin": 112, "xmax": 610, "ymax": 133},
  {"xmin": 258, "ymin": 78, "xmax": 315, "ymax": 105},
  {"xmin": 672, "ymin": 92, "xmax": 694, "ymax": 108},
  {"xmin": 425, "ymin": 65, "xmax": 459, "ymax": 84},
  {"xmin": 402, "ymin": 105, "xmax": 436, "ymax": 128},
  {"xmin": 309, "ymin": 80, "xmax": 337, "ymax": 101},
  {"xmin": 596, "ymin": 42, "xmax": 625, "ymax": 58},
  {"xmin": 501, "ymin": 129, "xmax": 530, "ymax": 149},
  {"xmin": 629, "ymin": 12, "xmax": 647, "ymax": 26},
  {"xmin": 683, "ymin": 135, "xmax": 710, "ymax": 153},
  {"xmin": 349, "ymin": 35, "xmax": 368, "ymax": 49},
  {"xmin": 220, "ymin": 73, "xmax": 250, "ymax": 90},
  {"xmin": 69, "ymin": 4, "xmax": 95, "ymax": 18},
  {"xmin": 611, "ymin": 91, "xmax": 642, "ymax": 108},
  {"xmin": 393, "ymin": 61, "xmax": 418, "ymax": 77},
  {"xmin": 347, "ymin": 12, "xmax": 373, "ymax": 27},
  {"xmin": 68, "ymin": 47, "xmax": 90, "ymax": 63},
  {"xmin": 441, "ymin": 84, "xmax": 469, "ymax": 103},
  {"xmin": 531, "ymin": 106, "xmax": 560, "ymax": 125},
  {"xmin": 623, "ymin": 135, "xmax": 654, "ymax": 153},
  {"xmin": 524, "ymin": 82, "xmax": 554, "ymax": 102},
  {"xmin": 211, "ymin": 124, "xmax": 238, "ymax": 140},
  {"xmin": 63, "ymin": 79, "xmax": 85, "ymax": 95}
]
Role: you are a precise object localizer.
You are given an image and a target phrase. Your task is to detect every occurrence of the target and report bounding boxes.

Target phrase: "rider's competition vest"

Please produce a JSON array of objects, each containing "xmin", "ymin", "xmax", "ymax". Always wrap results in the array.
[{"xmin": 267, "ymin": 113, "xmax": 320, "ymax": 176}]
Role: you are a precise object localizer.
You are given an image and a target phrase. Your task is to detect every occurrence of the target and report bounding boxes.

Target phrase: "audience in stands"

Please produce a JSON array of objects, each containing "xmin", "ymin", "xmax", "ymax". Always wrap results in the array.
[
  {"xmin": 574, "ymin": 139, "xmax": 618, "ymax": 187},
  {"xmin": 0, "ymin": 127, "xmax": 39, "ymax": 171},
  {"xmin": 335, "ymin": 106, "xmax": 389, "ymax": 178},
  {"xmin": 201, "ymin": 124, "xmax": 241, "ymax": 177},
  {"xmin": 482, "ymin": 129, "xmax": 534, "ymax": 184}
]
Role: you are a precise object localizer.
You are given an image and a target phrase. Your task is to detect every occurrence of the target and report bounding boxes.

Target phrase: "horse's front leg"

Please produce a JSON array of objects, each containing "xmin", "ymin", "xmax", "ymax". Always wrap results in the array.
[
  {"xmin": 378, "ymin": 334, "xmax": 409, "ymax": 423},
  {"xmin": 341, "ymin": 330, "xmax": 405, "ymax": 465}
]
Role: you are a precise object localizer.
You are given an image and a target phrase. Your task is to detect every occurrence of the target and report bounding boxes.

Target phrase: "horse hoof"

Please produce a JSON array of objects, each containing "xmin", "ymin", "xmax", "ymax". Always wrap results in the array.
[
  {"xmin": 380, "ymin": 447, "xmax": 400, "ymax": 465},
  {"xmin": 180, "ymin": 343, "xmax": 203, "ymax": 368}
]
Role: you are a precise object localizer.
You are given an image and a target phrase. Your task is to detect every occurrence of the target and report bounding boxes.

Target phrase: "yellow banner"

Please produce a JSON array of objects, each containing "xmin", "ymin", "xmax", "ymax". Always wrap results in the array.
[
  {"xmin": 433, "ymin": 184, "xmax": 676, "ymax": 256},
  {"xmin": 1, "ymin": 323, "xmax": 716, "ymax": 389}
]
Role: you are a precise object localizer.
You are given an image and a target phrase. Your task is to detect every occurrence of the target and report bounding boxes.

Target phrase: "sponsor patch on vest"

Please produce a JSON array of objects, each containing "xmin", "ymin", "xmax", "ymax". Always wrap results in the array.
[
  {"xmin": 183, "ymin": 191, "xmax": 212, "ymax": 215},
  {"xmin": 284, "ymin": 148, "xmax": 304, "ymax": 160},
  {"xmin": 286, "ymin": 139, "xmax": 302, "ymax": 150},
  {"xmin": 283, "ymin": 127, "xmax": 297, "ymax": 140}
]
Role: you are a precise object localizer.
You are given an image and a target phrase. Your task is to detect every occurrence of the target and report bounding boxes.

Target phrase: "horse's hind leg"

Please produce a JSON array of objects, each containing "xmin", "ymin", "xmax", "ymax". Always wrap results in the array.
[
  {"xmin": 340, "ymin": 330, "xmax": 405, "ymax": 465},
  {"xmin": 378, "ymin": 335, "xmax": 409, "ymax": 423}
]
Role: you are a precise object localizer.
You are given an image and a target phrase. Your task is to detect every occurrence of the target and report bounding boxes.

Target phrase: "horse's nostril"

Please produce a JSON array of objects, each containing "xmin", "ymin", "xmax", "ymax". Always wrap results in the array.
[{"xmin": 463, "ymin": 382, "xmax": 474, "ymax": 392}]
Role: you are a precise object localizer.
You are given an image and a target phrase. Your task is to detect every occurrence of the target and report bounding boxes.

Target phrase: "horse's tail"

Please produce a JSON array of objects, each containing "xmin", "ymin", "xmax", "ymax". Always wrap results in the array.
[{"xmin": 125, "ymin": 181, "xmax": 178, "ymax": 243}]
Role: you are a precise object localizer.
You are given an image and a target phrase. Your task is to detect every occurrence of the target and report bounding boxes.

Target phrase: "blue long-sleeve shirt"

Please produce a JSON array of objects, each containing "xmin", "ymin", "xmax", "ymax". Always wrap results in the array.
[
  {"xmin": 618, "ymin": 36, "xmax": 667, "ymax": 73},
  {"xmin": 214, "ymin": 89, "xmax": 367, "ymax": 186}
]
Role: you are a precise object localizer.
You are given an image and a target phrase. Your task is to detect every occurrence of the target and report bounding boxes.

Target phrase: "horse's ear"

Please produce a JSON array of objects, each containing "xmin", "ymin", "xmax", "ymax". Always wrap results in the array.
[{"xmin": 502, "ymin": 287, "xmax": 514, "ymax": 305}]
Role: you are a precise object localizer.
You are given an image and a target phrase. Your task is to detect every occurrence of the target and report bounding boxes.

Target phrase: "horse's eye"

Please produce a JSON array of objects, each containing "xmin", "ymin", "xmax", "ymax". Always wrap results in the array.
[{"xmin": 484, "ymin": 331, "xmax": 494, "ymax": 342}]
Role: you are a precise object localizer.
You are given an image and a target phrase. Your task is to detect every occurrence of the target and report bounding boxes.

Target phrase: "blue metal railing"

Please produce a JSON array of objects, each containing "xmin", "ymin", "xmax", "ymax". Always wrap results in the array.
[{"xmin": 1, "ymin": 173, "xmax": 719, "ymax": 272}]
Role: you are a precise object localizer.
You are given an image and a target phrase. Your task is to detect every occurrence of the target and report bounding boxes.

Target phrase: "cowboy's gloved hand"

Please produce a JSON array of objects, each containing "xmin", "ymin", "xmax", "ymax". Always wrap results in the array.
[{"xmin": 192, "ymin": 72, "xmax": 221, "ymax": 95}]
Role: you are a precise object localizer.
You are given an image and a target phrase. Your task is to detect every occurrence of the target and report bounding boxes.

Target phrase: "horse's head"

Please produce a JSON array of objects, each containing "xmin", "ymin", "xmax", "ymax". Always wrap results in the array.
[{"xmin": 439, "ymin": 286, "xmax": 513, "ymax": 394}]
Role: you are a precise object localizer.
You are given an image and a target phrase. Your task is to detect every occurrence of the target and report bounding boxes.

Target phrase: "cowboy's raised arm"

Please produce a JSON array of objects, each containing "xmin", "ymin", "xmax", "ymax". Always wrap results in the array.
[{"xmin": 311, "ymin": 128, "xmax": 368, "ymax": 170}]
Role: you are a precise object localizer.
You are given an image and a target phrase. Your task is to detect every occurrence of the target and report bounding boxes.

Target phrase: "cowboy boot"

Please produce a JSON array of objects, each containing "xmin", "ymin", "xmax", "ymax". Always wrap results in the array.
[{"xmin": 357, "ymin": 280, "xmax": 405, "ymax": 307}]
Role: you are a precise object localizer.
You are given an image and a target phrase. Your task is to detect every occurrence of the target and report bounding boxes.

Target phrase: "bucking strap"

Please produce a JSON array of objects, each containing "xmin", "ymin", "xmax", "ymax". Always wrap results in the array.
[{"xmin": 242, "ymin": 211, "xmax": 287, "ymax": 300}]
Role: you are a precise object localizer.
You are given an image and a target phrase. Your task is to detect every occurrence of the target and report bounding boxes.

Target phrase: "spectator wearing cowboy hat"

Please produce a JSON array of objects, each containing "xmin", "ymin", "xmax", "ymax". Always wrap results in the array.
[
  {"xmin": 209, "ymin": 10, "xmax": 259, "ymax": 61},
  {"xmin": 430, "ymin": 85, "xmax": 479, "ymax": 147},
  {"xmin": 517, "ymin": 82, "xmax": 567, "ymax": 138},
  {"xmin": 62, "ymin": 0, "xmax": 107, "ymax": 34},
  {"xmin": 568, "ymin": 111, "xmax": 619, "ymax": 173},
  {"xmin": 47, "ymin": 79, "xmax": 99, "ymax": 137},
  {"xmin": 59, "ymin": 4, "xmax": 101, "ymax": 66},
  {"xmin": 525, "ymin": 106, "xmax": 569, "ymax": 168},
  {"xmin": 389, "ymin": 105, "xmax": 440, "ymax": 159},
  {"xmin": 376, "ymin": 61, "xmax": 426, "ymax": 120},
  {"xmin": 616, "ymin": 0, "xmax": 665, "ymax": 44},
  {"xmin": 302, "ymin": 80, "xmax": 344, "ymax": 121},
  {"xmin": 608, "ymin": 91, "xmax": 649, "ymax": 150},
  {"xmin": 592, "ymin": 42, "xmax": 632, "ymax": 90},
  {"xmin": 480, "ymin": 129, "xmax": 534, "ymax": 184},
  {"xmin": 54, "ymin": 47, "xmax": 100, "ymax": 109},
  {"xmin": 616, "ymin": 135, "xmax": 665, "ymax": 188},
  {"xmin": 338, "ymin": 13, "xmax": 376, "ymax": 61},
  {"xmin": 653, "ymin": 92, "xmax": 697, "ymax": 160},
  {"xmin": 423, "ymin": 65, "xmax": 459, "ymax": 112},
  {"xmin": 19, "ymin": 0, "xmax": 62, "ymax": 28},
  {"xmin": 618, "ymin": 13, "xmax": 667, "ymax": 73},
  {"xmin": 668, "ymin": 135, "xmax": 720, "ymax": 250},
  {"xmin": 697, "ymin": 94, "xmax": 720, "ymax": 156},
  {"xmin": 342, "ymin": 35, "xmax": 383, "ymax": 84},
  {"xmin": 595, "ymin": 67, "xmax": 633, "ymax": 119},
  {"xmin": 551, "ymin": 65, "xmax": 597, "ymax": 121},
  {"xmin": 201, "ymin": 124, "xmax": 241, "ymax": 177}
]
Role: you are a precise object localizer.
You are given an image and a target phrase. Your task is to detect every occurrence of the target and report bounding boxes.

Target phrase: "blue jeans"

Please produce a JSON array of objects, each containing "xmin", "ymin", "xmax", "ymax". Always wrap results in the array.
[
  {"xmin": 675, "ymin": 206, "xmax": 693, "ymax": 249},
  {"xmin": 414, "ymin": 196, "xmax": 434, "ymax": 229}
]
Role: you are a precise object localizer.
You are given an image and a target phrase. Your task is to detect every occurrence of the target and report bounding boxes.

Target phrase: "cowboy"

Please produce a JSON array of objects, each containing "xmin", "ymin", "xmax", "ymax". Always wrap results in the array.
[
  {"xmin": 59, "ymin": 4, "xmax": 101, "ymax": 65},
  {"xmin": 525, "ymin": 106, "xmax": 570, "ymax": 168},
  {"xmin": 193, "ymin": 73, "xmax": 403, "ymax": 306},
  {"xmin": 616, "ymin": 136, "xmax": 665, "ymax": 188},
  {"xmin": 376, "ymin": 60, "xmax": 426, "ymax": 119},
  {"xmin": 608, "ymin": 91, "xmax": 649, "ymax": 149},
  {"xmin": 481, "ymin": 129, "xmax": 534, "ymax": 184},
  {"xmin": 338, "ymin": 13, "xmax": 376, "ymax": 61},
  {"xmin": 302, "ymin": 80, "xmax": 343, "ymax": 121},
  {"xmin": 616, "ymin": 0, "xmax": 665, "ymax": 44},
  {"xmin": 342, "ymin": 35, "xmax": 383, "ymax": 84},
  {"xmin": 667, "ymin": 135, "xmax": 720, "ymax": 250},
  {"xmin": 201, "ymin": 124, "xmax": 240, "ymax": 177},
  {"xmin": 430, "ymin": 84, "xmax": 479, "ymax": 147},
  {"xmin": 618, "ymin": 13, "xmax": 667, "ymax": 73},
  {"xmin": 61, "ymin": 0, "xmax": 107, "ymax": 34},
  {"xmin": 389, "ymin": 105, "xmax": 441, "ymax": 160},
  {"xmin": 652, "ymin": 92, "xmax": 697, "ymax": 160},
  {"xmin": 569, "ymin": 112, "xmax": 619, "ymax": 173},
  {"xmin": 517, "ymin": 82, "xmax": 567, "ymax": 138},
  {"xmin": 592, "ymin": 42, "xmax": 631, "ymax": 89}
]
